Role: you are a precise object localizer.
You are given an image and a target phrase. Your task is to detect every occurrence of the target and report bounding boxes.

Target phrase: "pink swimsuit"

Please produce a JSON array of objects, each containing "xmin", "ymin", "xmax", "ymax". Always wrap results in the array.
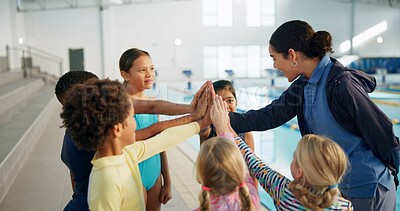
[{"xmin": 206, "ymin": 174, "xmax": 260, "ymax": 211}]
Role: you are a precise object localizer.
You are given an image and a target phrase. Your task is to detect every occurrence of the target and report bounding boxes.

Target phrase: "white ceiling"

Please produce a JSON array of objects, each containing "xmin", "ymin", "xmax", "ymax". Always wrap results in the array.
[
  {"xmin": 327, "ymin": 0, "xmax": 400, "ymax": 8},
  {"xmin": 17, "ymin": 0, "xmax": 193, "ymax": 11},
  {"xmin": 17, "ymin": 0, "xmax": 400, "ymax": 12}
]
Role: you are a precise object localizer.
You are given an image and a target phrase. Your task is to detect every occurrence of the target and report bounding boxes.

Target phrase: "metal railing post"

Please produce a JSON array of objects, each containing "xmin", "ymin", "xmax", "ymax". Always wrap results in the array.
[
  {"xmin": 22, "ymin": 50, "xmax": 27, "ymax": 78},
  {"xmin": 59, "ymin": 61, "xmax": 63, "ymax": 77},
  {"xmin": 6, "ymin": 45, "xmax": 10, "ymax": 71}
]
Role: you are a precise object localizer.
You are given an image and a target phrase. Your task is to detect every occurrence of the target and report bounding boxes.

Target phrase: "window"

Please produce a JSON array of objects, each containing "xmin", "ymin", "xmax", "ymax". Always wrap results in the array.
[
  {"xmin": 218, "ymin": 46, "xmax": 233, "ymax": 77},
  {"xmin": 262, "ymin": 45, "xmax": 274, "ymax": 74},
  {"xmin": 203, "ymin": 45, "xmax": 274, "ymax": 78},
  {"xmin": 233, "ymin": 46, "xmax": 247, "ymax": 77},
  {"xmin": 203, "ymin": 0, "xmax": 233, "ymax": 27},
  {"xmin": 203, "ymin": 46, "xmax": 218, "ymax": 78},
  {"xmin": 247, "ymin": 45, "xmax": 261, "ymax": 78},
  {"xmin": 246, "ymin": 0, "xmax": 275, "ymax": 27}
]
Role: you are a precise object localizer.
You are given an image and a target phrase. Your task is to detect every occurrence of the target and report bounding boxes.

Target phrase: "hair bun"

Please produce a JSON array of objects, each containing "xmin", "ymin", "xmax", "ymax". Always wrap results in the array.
[{"xmin": 309, "ymin": 31, "xmax": 334, "ymax": 56}]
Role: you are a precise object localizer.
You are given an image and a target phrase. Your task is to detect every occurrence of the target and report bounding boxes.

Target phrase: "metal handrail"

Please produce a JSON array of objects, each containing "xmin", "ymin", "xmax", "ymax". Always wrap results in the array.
[
  {"xmin": 6, "ymin": 45, "xmax": 63, "ymax": 78},
  {"xmin": 18, "ymin": 44, "xmax": 63, "ymax": 61}
]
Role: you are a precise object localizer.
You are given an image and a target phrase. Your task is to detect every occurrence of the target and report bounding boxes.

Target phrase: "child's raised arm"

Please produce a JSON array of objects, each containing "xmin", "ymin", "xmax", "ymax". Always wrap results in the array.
[
  {"xmin": 133, "ymin": 81, "xmax": 211, "ymax": 115},
  {"xmin": 135, "ymin": 83, "xmax": 211, "ymax": 140},
  {"xmin": 211, "ymin": 96, "xmax": 287, "ymax": 201}
]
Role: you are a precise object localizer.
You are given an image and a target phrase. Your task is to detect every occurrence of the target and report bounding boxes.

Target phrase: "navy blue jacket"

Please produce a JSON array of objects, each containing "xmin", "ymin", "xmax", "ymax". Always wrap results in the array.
[
  {"xmin": 230, "ymin": 57, "xmax": 400, "ymax": 186},
  {"xmin": 61, "ymin": 130, "xmax": 95, "ymax": 211}
]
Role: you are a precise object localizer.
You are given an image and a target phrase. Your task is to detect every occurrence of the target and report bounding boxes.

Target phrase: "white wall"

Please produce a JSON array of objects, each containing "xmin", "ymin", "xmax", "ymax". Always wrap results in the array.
[
  {"xmin": 352, "ymin": 4, "xmax": 400, "ymax": 57},
  {"xmin": 276, "ymin": 0, "xmax": 352, "ymax": 54},
  {"xmin": 275, "ymin": 0, "xmax": 400, "ymax": 57},
  {"xmin": 0, "ymin": 0, "xmax": 16, "ymax": 56},
  {"xmin": 7, "ymin": 0, "xmax": 400, "ymax": 80},
  {"xmin": 106, "ymin": 1, "xmax": 270, "ymax": 81},
  {"xmin": 23, "ymin": 7, "xmax": 103, "ymax": 77}
]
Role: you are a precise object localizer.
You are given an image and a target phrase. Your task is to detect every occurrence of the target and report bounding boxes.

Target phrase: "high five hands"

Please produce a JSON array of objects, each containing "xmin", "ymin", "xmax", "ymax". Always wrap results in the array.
[
  {"xmin": 195, "ymin": 80, "xmax": 215, "ymax": 129},
  {"xmin": 190, "ymin": 80, "xmax": 214, "ymax": 115},
  {"xmin": 193, "ymin": 81, "xmax": 213, "ymax": 119}
]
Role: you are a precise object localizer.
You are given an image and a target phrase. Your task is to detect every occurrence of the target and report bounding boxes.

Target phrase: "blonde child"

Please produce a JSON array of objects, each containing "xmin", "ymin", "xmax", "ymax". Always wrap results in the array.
[
  {"xmin": 61, "ymin": 79, "xmax": 211, "ymax": 210},
  {"xmin": 199, "ymin": 80, "xmax": 258, "ymax": 190},
  {"xmin": 196, "ymin": 137, "xmax": 260, "ymax": 211},
  {"xmin": 195, "ymin": 95, "xmax": 261, "ymax": 211},
  {"xmin": 211, "ymin": 95, "xmax": 353, "ymax": 210}
]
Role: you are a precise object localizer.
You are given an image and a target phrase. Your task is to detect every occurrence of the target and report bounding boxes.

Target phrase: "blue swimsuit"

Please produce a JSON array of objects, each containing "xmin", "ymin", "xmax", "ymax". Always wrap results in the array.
[{"xmin": 135, "ymin": 114, "xmax": 161, "ymax": 191}]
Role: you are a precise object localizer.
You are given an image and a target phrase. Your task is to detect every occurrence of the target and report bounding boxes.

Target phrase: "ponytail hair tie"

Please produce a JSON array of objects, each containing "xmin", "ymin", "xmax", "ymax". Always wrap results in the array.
[
  {"xmin": 202, "ymin": 186, "xmax": 211, "ymax": 191},
  {"xmin": 328, "ymin": 184, "xmax": 338, "ymax": 189},
  {"xmin": 239, "ymin": 182, "xmax": 246, "ymax": 188}
]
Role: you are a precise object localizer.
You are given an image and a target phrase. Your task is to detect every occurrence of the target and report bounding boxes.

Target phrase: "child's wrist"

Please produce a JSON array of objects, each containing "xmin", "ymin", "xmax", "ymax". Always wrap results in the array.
[
  {"xmin": 215, "ymin": 125, "xmax": 229, "ymax": 135},
  {"xmin": 189, "ymin": 105, "xmax": 196, "ymax": 114},
  {"xmin": 199, "ymin": 125, "xmax": 210, "ymax": 133},
  {"xmin": 218, "ymin": 132, "xmax": 234, "ymax": 141},
  {"xmin": 190, "ymin": 113, "xmax": 201, "ymax": 121}
]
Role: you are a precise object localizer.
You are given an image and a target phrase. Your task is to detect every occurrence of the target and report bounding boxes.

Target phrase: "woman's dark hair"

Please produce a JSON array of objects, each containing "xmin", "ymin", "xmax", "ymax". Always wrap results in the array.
[
  {"xmin": 269, "ymin": 20, "xmax": 334, "ymax": 59},
  {"xmin": 212, "ymin": 80, "xmax": 237, "ymax": 100},
  {"xmin": 119, "ymin": 48, "xmax": 150, "ymax": 72},
  {"xmin": 60, "ymin": 79, "xmax": 131, "ymax": 151}
]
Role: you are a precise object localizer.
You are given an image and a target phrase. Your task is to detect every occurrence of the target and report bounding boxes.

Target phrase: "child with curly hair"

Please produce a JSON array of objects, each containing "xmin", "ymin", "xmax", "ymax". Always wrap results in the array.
[
  {"xmin": 61, "ymin": 79, "xmax": 210, "ymax": 210},
  {"xmin": 56, "ymin": 70, "xmax": 210, "ymax": 210}
]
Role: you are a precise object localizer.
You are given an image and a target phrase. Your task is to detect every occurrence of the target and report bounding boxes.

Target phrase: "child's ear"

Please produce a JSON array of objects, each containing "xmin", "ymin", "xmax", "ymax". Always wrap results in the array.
[
  {"xmin": 110, "ymin": 124, "xmax": 122, "ymax": 138},
  {"xmin": 120, "ymin": 71, "xmax": 128, "ymax": 81},
  {"xmin": 294, "ymin": 167, "xmax": 303, "ymax": 180}
]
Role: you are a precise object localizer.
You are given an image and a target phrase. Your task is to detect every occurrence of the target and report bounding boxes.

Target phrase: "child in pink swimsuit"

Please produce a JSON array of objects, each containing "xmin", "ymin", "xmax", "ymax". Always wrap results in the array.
[{"xmin": 195, "ymin": 131, "xmax": 260, "ymax": 210}]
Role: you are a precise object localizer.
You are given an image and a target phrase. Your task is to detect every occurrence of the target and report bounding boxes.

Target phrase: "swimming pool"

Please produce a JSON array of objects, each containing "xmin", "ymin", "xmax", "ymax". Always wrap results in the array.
[{"xmin": 150, "ymin": 80, "xmax": 400, "ymax": 210}]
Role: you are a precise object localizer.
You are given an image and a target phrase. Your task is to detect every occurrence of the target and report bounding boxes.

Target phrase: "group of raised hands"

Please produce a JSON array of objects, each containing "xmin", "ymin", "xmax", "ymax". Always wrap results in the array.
[{"xmin": 189, "ymin": 80, "xmax": 235, "ymax": 135}]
